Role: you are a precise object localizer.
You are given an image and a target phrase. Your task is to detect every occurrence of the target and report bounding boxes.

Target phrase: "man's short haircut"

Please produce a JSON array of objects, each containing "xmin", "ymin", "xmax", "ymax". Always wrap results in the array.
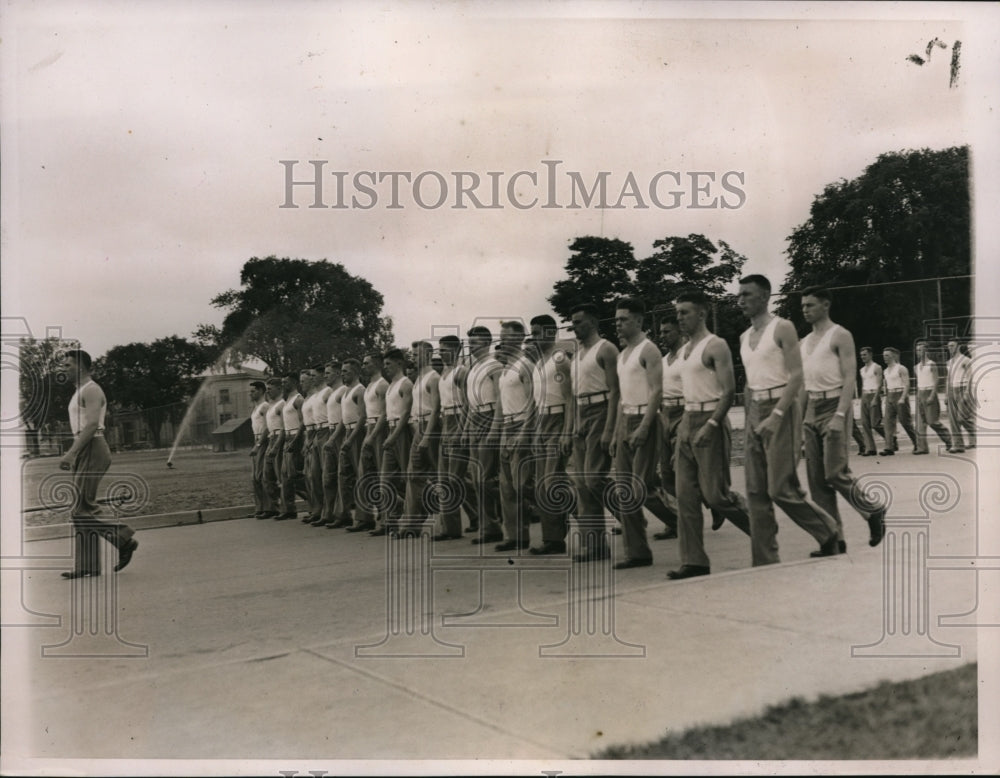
[
  {"xmin": 342, "ymin": 357, "xmax": 361, "ymax": 372},
  {"xmin": 383, "ymin": 348, "xmax": 406, "ymax": 363},
  {"xmin": 569, "ymin": 302, "xmax": 600, "ymax": 320},
  {"xmin": 439, "ymin": 335, "xmax": 461, "ymax": 349},
  {"xmin": 530, "ymin": 314, "xmax": 558, "ymax": 337},
  {"xmin": 659, "ymin": 310, "xmax": 679, "ymax": 327},
  {"xmin": 800, "ymin": 285, "xmax": 832, "ymax": 303},
  {"xmin": 365, "ymin": 351, "xmax": 384, "ymax": 364},
  {"xmin": 615, "ymin": 296, "xmax": 646, "ymax": 316},
  {"xmin": 64, "ymin": 349, "xmax": 92, "ymax": 371},
  {"xmin": 285, "ymin": 371, "xmax": 301, "ymax": 381},
  {"xmin": 739, "ymin": 274, "xmax": 772, "ymax": 294},
  {"xmin": 674, "ymin": 289, "xmax": 710, "ymax": 311},
  {"xmin": 883, "ymin": 346, "xmax": 900, "ymax": 356},
  {"xmin": 467, "ymin": 325, "xmax": 492, "ymax": 339},
  {"xmin": 500, "ymin": 320, "xmax": 526, "ymax": 334},
  {"xmin": 250, "ymin": 381, "xmax": 266, "ymax": 392},
  {"xmin": 859, "ymin": 346, "xmax": 873, "ymax": 355},
  {"xmin": 312, "ymin": 364, "xmax": 326, "ymax": 373},
  {"xmin": 266, "ymin": 377, "xmax": 282, "ymax": 387},
  {"xmin": 413, "ymin": 340, "xmax": 433, "ymax": 353}
]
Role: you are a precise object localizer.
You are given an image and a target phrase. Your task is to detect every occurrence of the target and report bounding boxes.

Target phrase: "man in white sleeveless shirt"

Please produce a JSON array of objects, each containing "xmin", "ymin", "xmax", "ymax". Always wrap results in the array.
[
  {"xmin": 737, "ymin": 275, "xmax": 840, "ymax": 566},
  {"xmin": 880, "ymin": 347, "xmax": 917, "ymax": 455},
  {"xmin": 799, "ymin": 287, "xmax": 886, "ymax": 550},
  {"xmin": 857, "ymin": 347, "xmax": 886, "ymax": 456},
  {"xmin": 612, "ymin": 296, "xmax": 664, "ymax": 569},
  {"xmin": 300, "ymin": 366, "xmax": 326, "ymax": 523},
  {"xmin": 654, "ymin": 318, "xmax": 684, "ymax": 540},
  {"xmin": 525, "ymin": 314, "xmax": 574, "ymax": 555},
  {"xmin": 495, "ymin": 320, "xmax": 536, "ymax": 551},
  {"xmin": 57, "ymin": 349, "xmax": 138, "ymax": 578},
  {"xmin": 277, "ymin": 371, "xmax": 307, "ymax": 519},
  {"xmin": 248, "ymin": 381, "xmax": 271, "ymax": 519},
  {"xmin": 400, "ymin": 342, "xmax": 442, "ymax": 535},
  {"xmin": 319, "ymin": 360, "xmax": 349, "ymax": 526},
  {"xmin": 435, "ymin": 335, "xmax": 480, "ymax": 539},
  {"xmin": 263, "ymin": 378, "xmax": 285, "ymax": 519},
  {"xmin": 667, "ymin": 290, "xmax": 752, "ymax": 580},
  {"xmin": 463, "ymin": 325, "xmax": 505, "ymax": 545},
  {"xmin": 945, "ymin": 338, "xmax": 976, "ymax": 452},
  {"xmin": 913, "ymin": 340, "xmax": 952, "ymax": 454},
  {"xmin": 375, "ymin": 348, "xmax": 413, "ymax": 536},
  {"xmin": 336, "ymin": 359, "xmax": 367, "ymax": 529},
  {"xmin": 350, "ymin": 352, "xmax": 389, "ymax": 533},
  {"xmin": 566, "ymin": 302, "xmax": 620, "ymax": 562},
  {"xmin": 304, "ymin": 364, "xmax": 334, "ymax": 525}
]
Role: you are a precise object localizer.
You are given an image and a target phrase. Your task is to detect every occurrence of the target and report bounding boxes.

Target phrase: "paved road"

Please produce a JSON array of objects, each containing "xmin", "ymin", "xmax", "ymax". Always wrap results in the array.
[{"xmin": 2, "ymin": 449, "xmax": 990, "ymax": 771}]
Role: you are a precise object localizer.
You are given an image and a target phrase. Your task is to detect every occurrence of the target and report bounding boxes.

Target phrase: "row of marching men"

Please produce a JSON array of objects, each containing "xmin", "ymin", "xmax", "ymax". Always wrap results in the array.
[{"xmin": 246, "ymin": 275, "xmax": 976, "ymax": 579}]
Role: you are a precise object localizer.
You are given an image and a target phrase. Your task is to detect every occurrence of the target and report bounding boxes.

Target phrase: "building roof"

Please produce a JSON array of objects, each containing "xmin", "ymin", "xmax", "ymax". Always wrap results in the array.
[{"xmin": 211, "ymin": 416, "xmax": 251, "ymax": 435}]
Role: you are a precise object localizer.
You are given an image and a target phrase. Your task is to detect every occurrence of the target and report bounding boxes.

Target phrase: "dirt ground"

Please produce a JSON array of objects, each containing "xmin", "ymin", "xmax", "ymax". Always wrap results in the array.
[{"xmin": 20, "ymin": 447, "xmax": 254, "ymax": 526}]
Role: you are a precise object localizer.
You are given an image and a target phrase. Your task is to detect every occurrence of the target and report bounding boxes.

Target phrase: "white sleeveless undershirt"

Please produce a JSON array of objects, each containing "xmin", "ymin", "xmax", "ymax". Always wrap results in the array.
[
  {"xmin": 681, "ymin": 335, "xmax": 723, "ymax": 404},
  {"xmin": 617, "ymin": 338, "xmax": 650, "ymax": 407},
  {"xmin": 385, "ymin": 376, "xmax": 412, "ymax": 421},
  {"xmin": 800, "ymin": 325, "xmax": 843, "ymax": 392},
  {"xmin": 572, "ymin": 338, "xmax": 612, "ymax": 396},
  {"xmin": 740, "ymin": 316, "xmax": 787, "ymax": 391}
]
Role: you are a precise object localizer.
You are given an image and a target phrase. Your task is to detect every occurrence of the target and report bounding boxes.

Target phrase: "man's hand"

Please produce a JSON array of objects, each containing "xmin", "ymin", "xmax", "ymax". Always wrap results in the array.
[
  {"xmin": 754, "ymin": 412, "xmax": 782, "ymax": 444},
  {"xmin": 693, "ymin": 422, "xmax": 715, "ymax": 448},
  {"xmin": 600, "ymin": 430, "xmax": 613, "ymax": 455},
  {"xmin": 627, "ymin": 424, "xmax": 649, "ymax": 449},
  {"xmin": 825, "ymin": 415, "xmax": 844, "ymax": 436},
  {"xmin": 59, "ymin": 454, "xmax": 73, "ymax": 471}
]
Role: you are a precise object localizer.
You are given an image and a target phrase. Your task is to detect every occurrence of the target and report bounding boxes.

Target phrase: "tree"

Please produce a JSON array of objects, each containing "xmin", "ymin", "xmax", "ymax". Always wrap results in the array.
[
  {"xmin": 202, "ymin": 256, "xmax": 395, "ymax": 375},
  {"xmin": 548, "ymin": 237, "xmax": 638, "ymax": 340},
  {"xmin": 94, "ymin": 336, "xmax": 215, "ymax": 448},
  {"xmin": 548, "ymin": 234, "xmax": 750, "ymax": 353},
  {"xmin": 18, "ymin": 337, "xmax": 80, "ymax": 451},
  {"xmin": 777, "ymin": 146, "xmax": 971, "ymax": 352}
]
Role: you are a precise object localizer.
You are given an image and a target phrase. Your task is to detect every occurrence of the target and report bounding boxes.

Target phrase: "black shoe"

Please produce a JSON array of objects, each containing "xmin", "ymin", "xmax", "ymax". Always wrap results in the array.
[
  {"xmin": 861, "ymin": 451, "xmax": 876, "ymax": 457},
  {"xmin": 653, "ymin": 529, "xmax": 678, "ymax": 540},
  {"xmin": 472, "ymin": 534, "xmax": 503, "ymax": 545},
  {"xmin": 839, "ymin": 540, "xmax": 847, "ymax": 553},
  {"xmin": 346, "ymin": 521, "xmax": 376, "ymax": 533},
  {"xmin": 369, "ymin": 526, "xmax": 388, "ymax": 537},
  {"xmin": 309, "ymin": 516, "xmax": 327, "ymax": 526},
  {"xmin": 666, "ymin": 564, "xmax": 710, "ymax": 580},
  {"xmin": 301, "ymin": 514, "xmax": 316, "ymax": 523},
  {"xmin": 913, "ymin": 450, "xmax": 928, "ymax": 455},
  {"xmin": 573, "ymin": 548, "xmax": 611, "ymax": 563},
  {"xmin": 494, "ymin": 539, "xmax": 529, "ymax": 552},
  {"xmin": 114, "ymin": 539, "xmax": 139, "ymax": 572},
  {"xmin": 432, "ymin": 532, "xmax": 462, "ymax": 541},
  {"xmin": 949, "ymin": 447, "xmax": 965, "ymax": 453},
  {"xmin": 615, "ymin": 557, "xmax": 652, "ymax": 570},
  {"xmin": 867, "ymin": 509, "xmax": 886, "ymax": 547},
  {"xmin": 878, "ymin": 449, "xmax": 894, "ymax": 456},
  {"xmin": 810, "ymin": 534, "xmax": 840, "ymax": 558},
  {"xmin": 61, "ymin": 570, "xmax": 100, "ymax": 579},
  {"xmin": 275, "ymin": 512, "xmax": 298, "ymax": 520},
  {"xmin": 395, "ymin": 527, "xmax": 424, "ymax": 539},
  {"xmin": 611, "ymin": 526, "xmax": 622, "ymax": 535},
  {"xmin": 529, "ymin": 541, "xmax": 567, "ymax": 555},
  {"xmin": 464, "ymin": 526, "xmax": 479, "ymax": 534},
  {"xmin": 710, "ymin": 510, "xmax": 725, "ymax": 531},
  {"xmin": 326, "ymin": 516, "xmax": 353, "ymax": 529}
]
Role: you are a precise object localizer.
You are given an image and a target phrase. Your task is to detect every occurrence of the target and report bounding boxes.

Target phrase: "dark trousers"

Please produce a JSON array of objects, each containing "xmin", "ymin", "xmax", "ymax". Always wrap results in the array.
[
  {"xmin": 858, "ymin": 392, "xmax": 885, "ymax": 454},
  {"xmin": 281, "ymin": 434, "xmax": 307, "ymax": 515},
  {"xmin": 70, "ymin": 437, "xmax": 134, "ymax": 574},
  {"xmin": 675, "ymin": 411, "xmax": 751, "ymax": 569},
  {"xmin": 467, "ymin": 410, "xmax": 503, "ymax": 539},
  {"xmin": 803, "ymin": 397, "xmax": 884, "ymax": 542},
  {"xmin": 322, "ymin": 427, "xmax": 344, "ymax": 520},
  {"xmin": 745, "ymin": 398, "xmax": 837, "ymax": 566},
  {"xmin": 499, "ymin": 419, "xmax": 531, "ymax": 544},
  {"xmin": 304, "ymin": 430, "xmax": 326, "ymax": 517},
  {"xmin": 251, "ymin": 438, "xmax": 270, "ymax": 513},
  {"xmin": 572, "ymin": 401, "xmax": 612, "ymax": 553},
  {"xmin": 884, "ymin": 390, "xmax": 917, "ymax": 450},
  {"xmin": 402, "ymin": 419, "xmax": 440, "ymax": 529},
  {"xmin": 380, "ymin": 423, "xmax": 412, "ymax": 528},
  {"xmin": 354, "ymin": 424, "xmax": 385, "ymax": 525},
  {"xmin": 534, "ymin": 412, "xmax": 571, "ymax": 544},
  {"xmin": 947, "ymin": 385, "xmax": 976, "ymax": 449},
  {"xmin": 914, "ymin": 389, "xmax": 951, "ymax": 453},
  {"xmin": 614, "ymin": 414, "xmax": 658, "ymax": 563},
  {"xmin": 656, "ymin": 405, "xmax": 685, "ymax": 531},
  {"xmin": 439, "ymin": 414, "xmax": 480, "ymax": 536},
  {"xmin": 264, "ymin": 434, "xmax": 283, "ymax": 513},
  {"xmin": 338, "ymin": 429, "xmax": 363, "ymax": 520}
]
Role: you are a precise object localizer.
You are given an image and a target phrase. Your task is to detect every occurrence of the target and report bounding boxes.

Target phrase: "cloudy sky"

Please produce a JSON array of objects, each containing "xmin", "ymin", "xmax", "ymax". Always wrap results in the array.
[{"xmin": 2, "ymin": 1, "xmax": 997, "ymax": 360}]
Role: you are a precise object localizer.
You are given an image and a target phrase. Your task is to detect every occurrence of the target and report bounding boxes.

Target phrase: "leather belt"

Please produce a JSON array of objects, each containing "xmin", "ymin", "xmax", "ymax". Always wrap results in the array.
[
  {"xmin": 387, "ymin": 418, "xmax": 403, "ymax": 429},
  {"xmin": 344, "ymin": 421, "xmax": 359, "ymax": 430},
  {"xmin": 503, "ymin": 413, "xmax": 528, "ymax": 424},
  {"xmin": 622, "ymin": 404, "xmax": 647, "ymax": 415},
  {"xmin": 538, "ymin": 404, "xmax": 565, "ymax": 416},
  {"xmin": 575, "ymin": 391, "xmax": 608, "ymax": 406},
  {"xmin": 473, "ymin": 403, "xmax": 495, "ymax": 413},
  {"xmin": 862, "ymin": 390, "xmax": 879, "ymax": 396},
  {"xmin": 441, "ymin": 406, "xmax": 460, "ymax": 416},
  {"xmin": 685, "ymin": 400, "xmax": 720, "ymax": 411},
  {"xmin": 807, "ymin": 389, "xmax": 842, "ymax": 400},
  {"xmin": 285, "ymin": 427, "xmax": 301, "ymax": 434},
  {"xmin": 749, "ymin": 384, "xmax": 786, "ymax": 401},
  {"xmin": 661, "ymin": 397, "xmax": 684, "ymax": 408}
]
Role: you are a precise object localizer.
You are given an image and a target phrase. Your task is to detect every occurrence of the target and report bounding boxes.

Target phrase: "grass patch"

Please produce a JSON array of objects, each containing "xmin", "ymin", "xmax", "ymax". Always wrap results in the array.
[{"xmin": 597, "ymin": 663, "xmax": 977, "ymax": 760}]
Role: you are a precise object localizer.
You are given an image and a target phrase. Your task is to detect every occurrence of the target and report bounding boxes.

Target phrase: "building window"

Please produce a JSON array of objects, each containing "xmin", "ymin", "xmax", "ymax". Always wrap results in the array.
[{"xmin": 219, "ymin": 388, "xmax": 230, "ymax": 404}]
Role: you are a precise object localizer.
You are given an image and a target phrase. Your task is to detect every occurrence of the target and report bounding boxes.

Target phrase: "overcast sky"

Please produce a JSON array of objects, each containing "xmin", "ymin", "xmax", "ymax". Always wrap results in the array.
[{"xmin": 2, "ymin": 1, "xmax": 997, "ymax": 360}]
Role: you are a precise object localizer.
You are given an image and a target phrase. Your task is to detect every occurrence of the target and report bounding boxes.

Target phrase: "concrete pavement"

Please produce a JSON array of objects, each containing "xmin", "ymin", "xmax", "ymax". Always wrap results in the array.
[{"xmin": 2, "ymin": 448, "xmax": 991, "ymax": 770}]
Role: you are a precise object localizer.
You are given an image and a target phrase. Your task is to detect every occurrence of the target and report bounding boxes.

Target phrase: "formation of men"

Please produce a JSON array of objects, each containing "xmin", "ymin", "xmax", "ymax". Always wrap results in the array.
[{"xmin": 244, "ymin": 277, "xmax": 980, "ymax": 579}]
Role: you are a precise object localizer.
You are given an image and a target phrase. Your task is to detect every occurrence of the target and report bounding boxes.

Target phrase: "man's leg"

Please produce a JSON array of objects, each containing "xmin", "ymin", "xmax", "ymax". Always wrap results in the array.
[
  {"xmin": 689, "ymin": 414, "xmax": 751, "ymax": 536},
  {"xmin": 883, "ymin": 394, "xmax": 899, "ymax": 452},
  {"xmin": 803, "ymin": 401, "xmax": 841, "ymax": 541},
  {"xmin": 922, "ymin": 393, "xmax": 952, "ymax": 449},
  {"xmin": 898, "ymin": 397, "xmax": 918, "ymax": 448},
  {"xmin": 535, "ymin": 413, "xmax": 569, "ymax": 548},
  {"xmin": 338, "ymin": 432, "xmax": 361, "ymax": 524},
  {"xmin": 572, "ymin": 403, "xmax": 610, "ymax": 555},
  {"xmin": 469, "ymin": 414, "xmax": 502, "ymax": 541},
  {"xmin": 675, "ymin": 414, "xmax": 710, "ymax": 570},
  {"xmin": 615, "ymin": 414, "xmax": 653, "ymax": 563},
  {"xmin": 744, "ymin": 400, "xmax": 780, "ymax": 567},
  {"xmin": 859, "ymin": 394, "xmax": 876, "ymax": 454},
  {"xmin": 71, "ymin": 438, "xmax": 133, "ymax": 574},
  {"xmin": 251, "ymin": 445, "xmax": 265, "ymax": 514},
  {"xmin": 499, "ymin": 422, "xmax": 529, "ymax": 545}
]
